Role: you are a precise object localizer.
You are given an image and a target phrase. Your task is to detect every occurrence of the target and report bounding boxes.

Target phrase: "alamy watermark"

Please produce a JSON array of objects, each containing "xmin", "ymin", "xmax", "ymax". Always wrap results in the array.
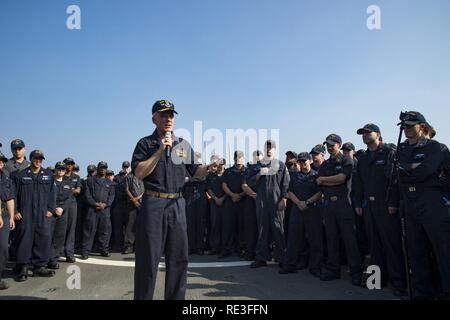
[
  {"xmin": 366, "ymin": 265, "xmax": 382, "ymax": 290},
  {"xmin": 65, "ymin": 5, "xmax": 381, "ymax": 31},
  {"xmin": 66, "ymin": 5, "xmax": 81, "ymax": 30},
  {"xmin": 367, "ymin": 5, "xmax": 381, "ymax": 30},
  {"xmin": 66, "ymin": 265, "xmax": 81, "ymax": 290}
]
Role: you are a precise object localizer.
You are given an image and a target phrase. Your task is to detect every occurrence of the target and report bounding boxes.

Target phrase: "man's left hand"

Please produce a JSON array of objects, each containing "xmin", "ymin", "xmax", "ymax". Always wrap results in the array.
[
  {"xmin": 388, "ymin": 207, "xmax": 398, "ymax": 215},
  {"xmin": 278, "ymin": 198, "xmax": 287, "ymax": 211}
]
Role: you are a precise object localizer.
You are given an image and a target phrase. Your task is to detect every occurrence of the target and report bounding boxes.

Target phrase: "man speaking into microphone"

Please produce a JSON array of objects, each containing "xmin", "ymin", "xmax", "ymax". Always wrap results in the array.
[{"xmin": 131, "ymin": 100, "xmax": 218, "ymax": 300}]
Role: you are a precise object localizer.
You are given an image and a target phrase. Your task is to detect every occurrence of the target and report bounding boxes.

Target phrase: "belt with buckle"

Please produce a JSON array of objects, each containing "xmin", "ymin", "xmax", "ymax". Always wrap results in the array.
[
  {"xmin": 145, "ymin": 190, "xmax": 183, "ymax": 199},
  {"xmin": 329, "ymin": 196, "xmax": 339, "ymax": 201},
  {"xmin": 369, "ymin": 196, "xmax": 376, "ymax": 201},
  {"xmin": 408, "ymin": 187, "xmax": 416, "ymax": 192}
]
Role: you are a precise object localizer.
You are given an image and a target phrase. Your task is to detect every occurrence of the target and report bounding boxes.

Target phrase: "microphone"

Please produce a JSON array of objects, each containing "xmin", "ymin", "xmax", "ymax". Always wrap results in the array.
[{"xmin": 165, "ymin": 131, "xmax": 172, "ymax": 159}]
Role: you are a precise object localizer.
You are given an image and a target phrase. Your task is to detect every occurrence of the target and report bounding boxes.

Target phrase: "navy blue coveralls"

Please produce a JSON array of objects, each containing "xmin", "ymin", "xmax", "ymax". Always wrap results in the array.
[
  {"xmin": 50, "ymin": 177, "xmax": 72, "ymax": 264},
  {"xmin": 13, "ymin": 167, "xmax": 56, "ymax": 268},
  {"xmin": 132, "ymin": 130, "xmax": 198, "ymax": 300},
  {"xmin": 63, "ymin": 173, "xmax": 81, "ymax": 259},
  {"xmin": 206, "ymin": 172, "xmax": 225, "ymax": 253},
  {"xmin": 351, "ymin": 158, "xmax": 368, "ymax": 259},
  {"xmin": 285, "ymin": 170, "xmax": 323, "ymax": 273},
  {"xmin": 398, "ymin": 137, "xmax": 450, "ymax": 298},
  {"xmin": 353, "ymin": 144, "xmax": 406, "ymax": 290},
  {"xmin": 248, "ymin": 159, "xmax": 290, "ymax": 264},
  {"xmin": 183, "ymin": 175, "xmax": 208, "ymax": 254},
  {"xmin": 112, "ymin": 173, "xmax": 128, "ymax": 251},
  {"xmin": 318, "ymin": 153, "xmax": 362, "ymax": 279},
  {"xmin": 0, "ymin": 170, "xmax": 14, "ymax": 278},
  {"xmin": 439, "ymin": 142, "xmax": 450, "ymax": 201},
  {"xmin": 6, "ymin": 158, "xmax": 30, "ymax": 262},
  {"xmin": 82, "ymin": 176, "xmax": 115, "ymax": 255},
  {"xmin": 241, "ymin": 163, "xmax": 259, "ymax": 259},
  {"xmin": 222, "ymin": 165, "xmax": 246, "ymax": 254},
  {"xmin": 75, "ymin": 177, "xmax": 88, "ymax": 251}
]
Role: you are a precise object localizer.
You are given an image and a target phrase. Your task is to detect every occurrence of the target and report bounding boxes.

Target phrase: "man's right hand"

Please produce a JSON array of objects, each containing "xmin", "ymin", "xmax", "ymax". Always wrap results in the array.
[
  {"xmin": 132, "ymin": 198, "xmax": 141, "ymax": 208},
  {"xmin": 231, "ymin": 193, "xmax": 241, "ymax": 203},
  {"xmin": 298, "ymin": 201, "xmax": 307, "ymax": 211},
  {"xmin": 9, "ymin": 218, "xmax": 15, "ymax": 231},
  {"xmin": 355, "ymin": 208, "xmax": 363, "ymax": 216},
  {"xmin": 14, "ymin": 212, "xmax": 22, "ymax": 221},
  {"xmin": 159, "ymin": 134, "xmax": 173, "ymax": 152},
  {"xmin": 95, "ymin": 203, "xmax": 106, "ymax": 211},
  {"xmin": 216, "ymin": 198, "xmax": 224, "ymax": 206},
  {"xmin": 55, "ymin": 208, "xmax": 64, "ymax": 216}
]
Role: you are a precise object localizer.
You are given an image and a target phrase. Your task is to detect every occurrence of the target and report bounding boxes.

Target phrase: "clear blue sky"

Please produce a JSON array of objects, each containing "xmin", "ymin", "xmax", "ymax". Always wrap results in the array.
[{"xmin": 1, "ymin": 0, "xmax": 449, "ymax": 173}]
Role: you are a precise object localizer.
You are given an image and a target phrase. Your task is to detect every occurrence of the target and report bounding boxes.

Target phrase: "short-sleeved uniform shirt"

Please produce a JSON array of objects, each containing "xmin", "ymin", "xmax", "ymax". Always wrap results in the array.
[
  {"xmin": 131, "ymin": 130, "xmax": 199, "ymax": 194},
  {"xmin": 0, "ymin": 170, "xmax": 14, "ymax": 215},
  {"xmin": 55, "ymin": 176, "xmax": 73, "ymax": 208},
  {"xmin": 125, "ymin": 173, "xmax": 145, "ymax": 198},
  {"xmin": 206, "ymin": 173, "xmax": 225, "ymax": 198},
  {"xmin": 288, "ymin": 170, "xmax": 320, "ymax": 201},
  {"xmin": 318, "ymin": 153, "xmax": 354, "ymax": 199},
  {"xmin": 222, "ymin": 165, "xmax": 246, "ymax": 193},
  {"xmin": 4, "ymin": 158, "xmax": 30, "ymax": 177},
  {"xmin": 66, "ymin": 173, "xmax": 81, "ymax": 205}
]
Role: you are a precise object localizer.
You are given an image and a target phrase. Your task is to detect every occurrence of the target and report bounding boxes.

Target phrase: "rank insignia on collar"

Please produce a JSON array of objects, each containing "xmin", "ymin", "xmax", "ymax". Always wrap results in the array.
[{"xmin": 176, "ymin": 149, "xmax": 188, "ymax": 158}]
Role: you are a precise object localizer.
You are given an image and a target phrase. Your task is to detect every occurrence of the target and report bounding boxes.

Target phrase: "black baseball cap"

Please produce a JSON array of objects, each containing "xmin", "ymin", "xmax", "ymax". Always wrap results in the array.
[
  {"xmin": 342, "ymin": 142, "xmax": 355, "ymax": 152},
  {"xmin": 55, "ymin": 161, "xmax": 66, "ymax": 170},
  {"xmin": 63, "ymin": 157, "xmax": 75, "ymax": 165},
  {"xmin": 11, "ymin": 139, "xmax": 25, "ymax": 149},
  {"xmin": 122, "ymin": 161, "xmax": 131, "ymax": 168},
  {"xmin": 234, "ymin": 151, "xmax": 244, "ymax": 159},
  {"xmin": 310, "ymin": 144, "xmax": 326, "ymax": 155},
  {"xmin": 323, "ymin": 134, "xmax": 342, "ymax": 146},
  {"xmin": 47, "ymin": 166, "xmax": 55, "ymax": 172},
  {"xmin": 87, "ymin": 164, "xmax": 97, "ymax": 172},
  {"xmin": 152, "ymin": 100, "xmax": 178, "ymax": 115},
  {"xmin": 106, "ymin": 170, "xmax": 114, "ymax": 176},
  {"xmin": 357, "ymin": 123, "xmax": 381, "ymax": 135},
  {"xmin": 297, "ymin": 152, "xmax": 312, "ymax": 162},
  {"xmin": 74, "ymin": 164, "xmax": 80, "ymax": 172},
  {"xmin": 97, "ymin": 161, "xmax": 108, "ymax": 169},
  {"xmin": 0, "ymin": 151, "xmax": 8, "ymax": 163},
  {"xmin": 30, "ymin": 150, "xmax": 45, "ymax": 160},
  {"xmin": 285, "ymin": 151, "xmax": 298, "ymax": 159},
  {"xmin": 265, "ymin": 140, "xmax": 277, "ymax": 149},
  {"xmin": 253, "ymin": 150, "xmax": 263, "ymax": 157},
  {"xmin": 401, "ymin": 111, "xmax": 427, "ymax": 126}
]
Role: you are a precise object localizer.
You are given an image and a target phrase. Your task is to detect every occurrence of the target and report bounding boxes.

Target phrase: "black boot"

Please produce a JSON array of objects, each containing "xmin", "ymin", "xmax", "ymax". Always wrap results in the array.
[
  {"xmin": 218, "ymin": 250, "xmax": 231, "ymax": 259},
  {"xmin": 250, "ymin": 260, "xmax": 267, "ymax": 269},
  {"xmin": 66, "ymin": 256, "xmax": 76, "ymax": 263},
  {"xmin": 15, "ymin": 265, "xmax": 29, "ymax": 282},
  {"xmin": 0, "ymin": 280, "xmax": 9, "ymax": 290},
  {"xmin": 279, "ymin": 266, "xmax": 297, "ymax": 274},
  {"xmin": 47, "ymin": 261, "xmax": 60, "ymax": 270},
  {"xmin": 80, "ymin": 252, "xmax": 89, "ymax": 260},
  {"xmin": 100, "ymin": 251, "xmax": 111, "ymax": 257},
  {"xmin": 33, "ymin": 267, "xmax": 56, "ymax": 277}
]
